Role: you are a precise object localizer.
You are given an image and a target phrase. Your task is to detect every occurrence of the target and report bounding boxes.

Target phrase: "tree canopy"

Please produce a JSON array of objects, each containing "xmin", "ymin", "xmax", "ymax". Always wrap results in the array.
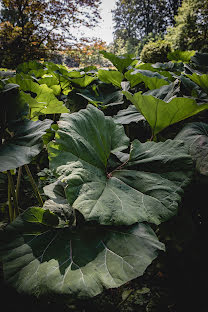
[
  {"xmin": 165, "ymin": 0, "xmax": 208, "ymax": 51},
  {"xmin": 0, "ymin": 0, "xmax": 101, "ymax": 68},
  {"xmin": 112, "ymin": 0, "xmax": 182, "ymax": 43}
]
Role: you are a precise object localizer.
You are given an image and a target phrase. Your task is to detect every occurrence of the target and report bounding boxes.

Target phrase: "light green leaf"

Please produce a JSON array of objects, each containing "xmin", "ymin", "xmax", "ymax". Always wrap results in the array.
[
  {"xmin": 17, "ymin": 61, "xmax": 44, "ymax": 74},
  {"xmin": 22, "ymin": 207, "xmax": 59, "ymax": 227},
  {"xmin": 68, "ymin": 75, "xmax": 97, "ymax": 88},
  {"xmin": 125, "ymin": 69, "xmax": 169, "ymax": 89},
  {"xmin": 168, "ymin": 50, "xmax": 196, "ymax": 63},
  {"xmin": 0, "ymin": 211, "xmax": 164, "ymax": 299},
  {"xmin": 123, "ymin": 91, "xmax": 208, "ymax": 136},
  {"xmin": 9, "ymin": 74, "xmax": 69, "ymax": 118},
  {"xmin": 100, "ymin": 51, "xmax": 134, "ymax": 73},
  {"xmin": 98, "ymin": 69, "xmax": 124, "ymax": 88},
  {"xmin": 186, "ymin": 73, "xmax": 208, "ymax": 94}
]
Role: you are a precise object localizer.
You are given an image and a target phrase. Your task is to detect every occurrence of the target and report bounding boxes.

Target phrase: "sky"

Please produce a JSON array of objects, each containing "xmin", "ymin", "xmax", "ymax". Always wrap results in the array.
[{"xmin": 77, "ymin": 0, "xmax": 117, "ymax": 44}]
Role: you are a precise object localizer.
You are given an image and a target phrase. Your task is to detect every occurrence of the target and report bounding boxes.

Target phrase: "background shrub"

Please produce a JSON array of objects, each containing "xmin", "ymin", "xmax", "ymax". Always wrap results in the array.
[{"xmin": 140, "ymin": 40, "xmax": 171, "ymax": 63}]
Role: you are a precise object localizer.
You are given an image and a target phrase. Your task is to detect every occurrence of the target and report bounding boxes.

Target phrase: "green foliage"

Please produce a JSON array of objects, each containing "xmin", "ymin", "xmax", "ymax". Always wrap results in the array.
[
  {"xmin": 99, "ymin": 51, "xmax": 135, "ymax": 73},
  {"xmin": 112, "ymin": 0, "xmax": 181, "ymax": 46},
  {"xmin": 165, "ymin": 0, "xmax": 208, "ymax": 51},
  {"xmin": 175, "ymin": 122, "xmax": 208, "ymax": 176},
  {"xmin": 1, "ymin": 50, "xmax": 208, "ymax": 305},
  {"xmin": 168, "ymin": 50, "xmax": 196, "ymax": 62},
  {"xmin": 0, "ymin": 119, "xmax": 52, "ymax": 172},
  {"xmin": 124, "ymin": 91, "xmax": 208, "ymax": 137},
  {"xmin": 0, "ymin": 0, "xmax": 101, "ymax": 68},
  {"xmin": 140, "ymin": 40, "xmax": 171, "ymax": 63},
  {"xmin": 125, "ymin": 69, "xmax": 169, "ymax": 89},
  {"xmin": 0, "ymin": 210, "xmax": 165, "ymax": 299}
]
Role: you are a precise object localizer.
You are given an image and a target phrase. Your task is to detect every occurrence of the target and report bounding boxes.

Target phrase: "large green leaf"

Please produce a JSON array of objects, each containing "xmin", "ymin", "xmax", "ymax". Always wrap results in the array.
[
  {"xmin": 113, "ymin": 105, "xmax": 146, "ymax": 125},
  {"xmin": 0, "ymin": 81, "xmax": 29, "ymax": 124},
  {"xmin": 0, "ymin": 208, "xmax": 165, "ymax": 299},
  {"xmin": 48, "ymin": 105, "xmax": 192, "ymax": 226},
  {"xmin": 190, "ymin": 52, "xmax": 208, "ymax": 74},
  {"xmin": 144, "ymin": 79, "xmax": 181, "ymax": 101},
  {"xmin": 175, "ymin": 122, "xmax": 208, "ymax": 176},
  {"xmin": 0, "ymin": 119, "xmax": 52, "ymax": 172},
  {"xmin": 125, "ymin": 69, "xmax": 169, "ymax": 89},
  {"xmin": 76, "ymin": 83, "xmax": 124, "ymax": 108},
  {"xmin": 167, "ymin": 50, "xmax": 196, "ymax": 63},
  {"xmin": 9, "ymin": 74, "xmax": 69, "ymax": 119},
  {"xmin": 17, "ymin": 61, "xmax": 44, "ymax": 74},
  {"xmin": 98, "ymin": 70, "xmax": 123, "ymax": 88},
  {"xmin": 100, "ymin": 51, "xmax": 135, "ymax": 73},
  {"xmin": 123, "ymin": 91, "xmax": 208, "ymax": 136},
  {"xmin": 68, "ymin": 75, "xmax": 97, "ymax": 88},
  {"xmin": 186, "ymin": 73, "xmax": 208, "ymax": 94}
]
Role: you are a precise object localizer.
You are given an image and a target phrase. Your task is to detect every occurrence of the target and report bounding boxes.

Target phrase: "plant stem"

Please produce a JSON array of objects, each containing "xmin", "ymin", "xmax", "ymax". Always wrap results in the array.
[
  {"xmin": 16, "ymin": 166, "xmax": 22, "ymax": 205},
  {"xmin": 7, "ymin": 180, "xmax": 13, "ymax": 222},
  {"xmin": 107, "ymin": 158, "xmax": 129, "ymax": 178},
  {"xmin": 7, "ymin": 170, "xmax": 19, "ymax": 219},
  {"xmin": 24, "ymin": 164, "xmax": 44, "ymax": 207}
]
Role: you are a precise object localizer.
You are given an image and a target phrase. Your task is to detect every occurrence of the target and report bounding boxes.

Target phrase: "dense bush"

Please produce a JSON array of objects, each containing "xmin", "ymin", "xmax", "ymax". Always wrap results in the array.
[{"xmin": 140, "ymin": 40, "xmax": 171, "ymax": 63}]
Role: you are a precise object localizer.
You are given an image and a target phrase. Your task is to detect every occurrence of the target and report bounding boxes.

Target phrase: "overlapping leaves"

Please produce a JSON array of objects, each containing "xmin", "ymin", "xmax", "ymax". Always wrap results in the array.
[
  {"xmin": 124, "ymin": 91, "xmax": 208, "ymax": 136},
  {"xmin": 0, "ymin": 210, "xmax": 164, "ymax": 299},
  {"xmin": 48, "ymin": 105, "xmax": 192, "ymax": 226},
  {"xmin": 176, "ymin": 122, "xmax": 208, "ymax": 176},
  {"xmin": 0, "ymin": 119, "xmax": 52, "ymax": 172}
]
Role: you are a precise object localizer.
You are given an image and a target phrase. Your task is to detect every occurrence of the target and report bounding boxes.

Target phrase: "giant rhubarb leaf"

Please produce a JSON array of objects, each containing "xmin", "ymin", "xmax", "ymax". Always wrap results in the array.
[
  {"xmin": 123, "ymin": 91, "xmax": 208, "ymax": 136},
  {"xmin": 99, "ymin": 51, "xmax": 135, "ymax": 73},
  {"xmin": 9, "ymin": 74, "xmax": 69, "ymax": 119},
  {"xmin": 125, "ymin": 69, "xmax": 169, "ymax": 89},
  {"xmin": 0, "ymin": 119, "xmax": 52, "ymax": 172},
  {"xmin": 0, "ymin": 207, "xmax": 164, "ymax": 299},
  {"xmin": 175, "ymin": 122, "xmax": 208, "ymax": 176},
  {"xmin": 48, "ymin": 105, "xmax": 192, "ymax": 226}
]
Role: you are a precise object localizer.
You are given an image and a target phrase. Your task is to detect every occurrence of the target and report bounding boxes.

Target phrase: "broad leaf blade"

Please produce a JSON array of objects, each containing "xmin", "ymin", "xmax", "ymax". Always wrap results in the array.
[
  {"xmin": 0, "ymin": 210, "xmax": 165, "ymax": 299},
  {"xmin": 0, "ymin": 119, "xmax": 52, "ymax": 172},
  {"xmin": 123, "ymin": 91, "xmax": 208, "ymax": 136},
  {"xmin": 98, "ymin": 70, "xmax": 123, "ymax": 88},
  {"xmin": 100, "ymin": 51, "xmax": 134, "ymax": 73},
  {"xmin": 186, "ymin": 73, "xmax": 208, "ymax": 94},
  {"xmin": 113, "ymin": 105, "xmax": 146, "ymax": 125},
  {"xmin": 175, "ymin": 122, "xmax": 208, "ymax": 176},
  {"xmin": 125, "ymin": 69, "xmax": 169, "ymax": 89},
  {"xmin": 48, "ymin": 105, "xmax": 192, "ymax": 226}
]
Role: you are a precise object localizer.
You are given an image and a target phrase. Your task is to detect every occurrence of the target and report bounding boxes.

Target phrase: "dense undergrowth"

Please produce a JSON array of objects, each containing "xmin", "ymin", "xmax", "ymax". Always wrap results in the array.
[{"xmin": 0, "ymin": 50, "xmax": 208, "ymax": 311}]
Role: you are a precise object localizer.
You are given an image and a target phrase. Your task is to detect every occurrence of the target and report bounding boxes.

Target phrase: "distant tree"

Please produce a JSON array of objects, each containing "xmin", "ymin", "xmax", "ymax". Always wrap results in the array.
[
  {"xmin": 165, "ymin": 0, "xmax": 208, "ymax": 51},
  {"xmin": 68, "ymin": 40, "xmax": 108, "ymax": 67},
  {"xmin": 0, "ymin": 0, "xmax": 101, "ymax": 68},
  {"xmin": 112, "ymin": 0, "xmax": 181, "ymax": 48}
]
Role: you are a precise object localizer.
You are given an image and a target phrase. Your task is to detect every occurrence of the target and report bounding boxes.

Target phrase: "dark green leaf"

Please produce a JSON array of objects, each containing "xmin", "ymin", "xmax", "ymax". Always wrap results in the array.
[
  {"xmin": 0, "ymin": 211, "xmax": 164, "ymax": 299},
  {"xmin": 0, "ymin": 119, "xmax": 52, "ymax": 172},
  {"xmin": 48, "ymin": 105, "xmax": 192, "ymax": 226},
  {"xmin": 113, "ymin": 105, "xmax": 145, "ymax": 124},
  {"xmin": 175, "ymin": 122, "xmax": 208, "ymax": 176}
]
